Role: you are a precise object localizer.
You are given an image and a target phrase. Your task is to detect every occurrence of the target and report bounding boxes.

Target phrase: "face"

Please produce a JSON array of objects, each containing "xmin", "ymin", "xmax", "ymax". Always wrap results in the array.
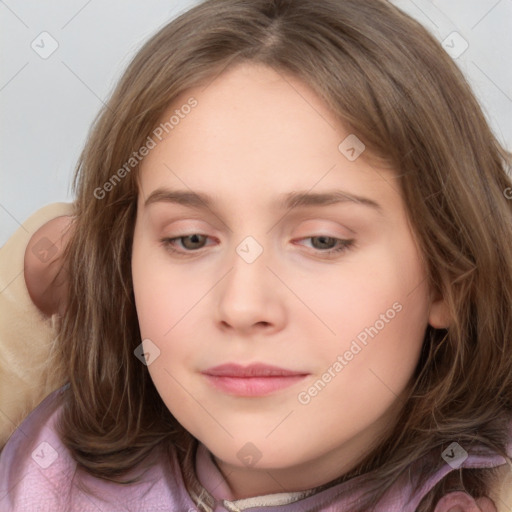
[{"xmin": 131, "ymin": 62, "xmax": 447, "ymax": 498}]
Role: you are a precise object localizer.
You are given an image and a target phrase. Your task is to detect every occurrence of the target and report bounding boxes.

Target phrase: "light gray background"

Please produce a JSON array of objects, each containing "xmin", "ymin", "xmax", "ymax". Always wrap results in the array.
[{"xmin": 1, "ymin": 0, "xmax": 511, "ymax": 246}]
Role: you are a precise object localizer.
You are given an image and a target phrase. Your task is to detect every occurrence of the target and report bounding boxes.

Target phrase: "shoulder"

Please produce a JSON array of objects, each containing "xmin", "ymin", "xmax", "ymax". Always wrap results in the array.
[
  {"xmin": 0, "ymin": 385, "xmax": 76, "ymax": 511},
  {"xmin": 0, "ymin": 386, "xmax": 199, "ymax": 511},
  {"xmin": 434, "ymin": 418, "xmax": 512, "ymax": 512}
]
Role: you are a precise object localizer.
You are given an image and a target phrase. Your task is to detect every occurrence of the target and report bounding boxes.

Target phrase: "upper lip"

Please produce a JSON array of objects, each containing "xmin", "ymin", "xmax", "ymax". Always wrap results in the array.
[{"xmin": 202, "ymin": 363, "xmax": 308, "ymax": 377}]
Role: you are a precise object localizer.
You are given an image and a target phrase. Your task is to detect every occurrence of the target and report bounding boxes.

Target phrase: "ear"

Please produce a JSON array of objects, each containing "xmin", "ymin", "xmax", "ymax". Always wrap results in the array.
[{"xmin": 428, "ymin": 296, "xmax": 451, "ymax": 329}]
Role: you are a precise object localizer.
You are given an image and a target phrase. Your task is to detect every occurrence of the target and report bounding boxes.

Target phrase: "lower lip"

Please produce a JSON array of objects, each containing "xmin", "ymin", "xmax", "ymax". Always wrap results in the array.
[{"xmin": 203, "ymin": 374, "xmax": 308, "ymax": 396}]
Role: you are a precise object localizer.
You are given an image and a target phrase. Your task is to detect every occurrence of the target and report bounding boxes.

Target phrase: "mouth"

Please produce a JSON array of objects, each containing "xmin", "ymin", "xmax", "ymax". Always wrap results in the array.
[{"xmin": 201, "ymin": 363, "xmax": 309, "ymax": 397}]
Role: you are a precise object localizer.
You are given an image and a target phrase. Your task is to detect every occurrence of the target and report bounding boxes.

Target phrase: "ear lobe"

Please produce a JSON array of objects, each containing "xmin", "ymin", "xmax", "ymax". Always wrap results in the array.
[{"xmin": 428, "ymin": 297, "xmax": 451, "ymax": 329}]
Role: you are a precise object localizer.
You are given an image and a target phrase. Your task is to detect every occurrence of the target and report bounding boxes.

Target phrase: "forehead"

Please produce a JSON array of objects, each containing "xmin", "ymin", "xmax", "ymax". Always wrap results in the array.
[{"xmin": 137, "ymin": 62, "xmax": 399, "ymax": 210}]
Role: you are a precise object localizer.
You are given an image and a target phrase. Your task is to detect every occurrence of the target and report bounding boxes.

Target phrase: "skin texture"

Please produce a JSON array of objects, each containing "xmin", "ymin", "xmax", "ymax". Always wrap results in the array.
[{"xmin": 131, "ymin": 62, "xmax": 450, "ymax": 499}]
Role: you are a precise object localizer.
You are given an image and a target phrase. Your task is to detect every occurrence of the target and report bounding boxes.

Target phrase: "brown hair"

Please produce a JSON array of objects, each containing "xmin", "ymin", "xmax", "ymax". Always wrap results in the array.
[{"xmin": 53, "ymin": 0, "xmax": 512, "ymax": 510}]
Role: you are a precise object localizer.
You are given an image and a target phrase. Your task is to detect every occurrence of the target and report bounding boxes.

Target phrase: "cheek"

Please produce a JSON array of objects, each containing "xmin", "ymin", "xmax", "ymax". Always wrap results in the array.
[
  {"xmin": 334, "ymin": 246, "xmax": 429, "ymax": 388},
  {"xmin": 294, "ymin": 268, "xmax": 428, "ymax": 445},
  {"xmin": 131, "ymin": 238, "xmax": 206, "ymax": 402},
  {"xmin": 307, "ymin": 242, "xmax": 430, "ymax": 391},
  {"xmin": 132, "ymin": 238, "xmax": 197, "ymax": 339},
  {"xmin": 301, "ymin": 245, "xmax": 428, "ymax": 344},
  {"xmin": 131, "ymin": 243, "xmax": 198, "ymax": 413}
]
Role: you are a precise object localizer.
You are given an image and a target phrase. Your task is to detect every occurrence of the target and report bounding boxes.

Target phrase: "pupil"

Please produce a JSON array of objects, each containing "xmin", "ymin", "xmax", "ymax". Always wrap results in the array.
[
  {"xmin": 315, "ymin": 236, "xmax": 334, "ymax": 249},
  {"xmin": 184, "ymin": 234, "xmax": 204, "ymax": 249}
]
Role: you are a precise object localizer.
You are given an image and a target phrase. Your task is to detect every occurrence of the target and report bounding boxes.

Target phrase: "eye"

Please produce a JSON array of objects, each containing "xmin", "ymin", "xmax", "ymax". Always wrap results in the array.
[
  {"xmin": 160, "ymin": 234, "xmax": 355, "ymax": 258},
  {"xmin": 296, "ymin": 236, "xmax": 355, "ymax": 256},
  {"xmin": 160, "ymin": 234, "xmax": 212, "ymax": 254}
]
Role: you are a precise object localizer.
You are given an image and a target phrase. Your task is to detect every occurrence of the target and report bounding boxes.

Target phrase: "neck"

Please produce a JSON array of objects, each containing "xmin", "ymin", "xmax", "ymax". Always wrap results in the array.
[{"xmin": 212, "ymin": 415, "xmax": 393, "ymax": 500}]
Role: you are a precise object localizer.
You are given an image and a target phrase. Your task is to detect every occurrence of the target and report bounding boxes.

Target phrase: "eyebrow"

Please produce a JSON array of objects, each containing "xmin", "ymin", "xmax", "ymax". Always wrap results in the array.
[{"xmin": 144, "ymin": 187, "xmax": 383, "ymax": 213}]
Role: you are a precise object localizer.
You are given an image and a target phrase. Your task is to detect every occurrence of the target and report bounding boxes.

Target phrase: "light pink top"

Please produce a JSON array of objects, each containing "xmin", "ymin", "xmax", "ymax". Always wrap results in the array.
[{"xmin": 0, "ymin": 385, "xmax": 509, "ymax": 511}]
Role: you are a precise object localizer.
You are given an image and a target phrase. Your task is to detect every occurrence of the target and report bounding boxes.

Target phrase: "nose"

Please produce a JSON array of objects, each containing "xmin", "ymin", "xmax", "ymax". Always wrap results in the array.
[{"xmin": 215, "ymin": 244, "xmax": 286, "ymax": 335}]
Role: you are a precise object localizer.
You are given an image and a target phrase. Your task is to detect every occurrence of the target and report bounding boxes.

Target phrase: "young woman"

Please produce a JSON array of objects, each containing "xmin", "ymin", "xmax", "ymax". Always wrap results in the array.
[{"xmin": 3, "ymin": 1, "xmax": 512, "ymax": 510}]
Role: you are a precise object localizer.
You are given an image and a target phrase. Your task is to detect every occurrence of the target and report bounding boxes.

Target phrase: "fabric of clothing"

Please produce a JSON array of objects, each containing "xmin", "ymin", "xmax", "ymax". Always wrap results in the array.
[
  {"xmin": 0, "ymin": 202, "xmax": 73, "ymax": 448},
  {"xmin": 0, "ymin": 385, "xmax": 511, "ymax": 512}
]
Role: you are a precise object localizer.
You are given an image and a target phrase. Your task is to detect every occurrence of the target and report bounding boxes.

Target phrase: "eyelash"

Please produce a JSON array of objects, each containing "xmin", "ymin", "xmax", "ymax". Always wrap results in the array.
[{"xmin": 159, "ymin": 235, "xmax": 355, "ymax": 258}]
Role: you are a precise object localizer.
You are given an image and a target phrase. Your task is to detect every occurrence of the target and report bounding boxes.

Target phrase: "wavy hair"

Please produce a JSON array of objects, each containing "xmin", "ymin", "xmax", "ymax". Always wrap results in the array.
[{"xmin": 53, "ymin": 0, "xmax": 512, "ymax": 510}]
